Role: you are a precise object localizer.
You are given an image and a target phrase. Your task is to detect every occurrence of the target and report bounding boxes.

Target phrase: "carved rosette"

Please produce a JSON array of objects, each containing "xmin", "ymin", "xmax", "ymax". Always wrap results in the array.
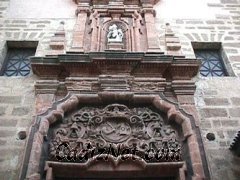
[{"xmin": 49, "ymin": 104, "xmax": 181, "ymax": 162}]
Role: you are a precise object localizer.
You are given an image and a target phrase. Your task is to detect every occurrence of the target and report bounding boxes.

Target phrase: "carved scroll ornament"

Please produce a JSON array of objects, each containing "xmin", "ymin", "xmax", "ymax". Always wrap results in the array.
[{"xmin": 49, "ymin": 104, "xmax": 181, "ymax": 163}]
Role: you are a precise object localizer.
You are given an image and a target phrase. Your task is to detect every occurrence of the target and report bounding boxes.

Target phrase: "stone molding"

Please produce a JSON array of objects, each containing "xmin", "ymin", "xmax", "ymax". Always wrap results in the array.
[
  {"xmin": 34, "ymin": 75, "xmax": 198, "ymax": 96},
  {"xmin": 73, "ymin": 0, "xmax": 160, "ymax": 6},
  {"xmin": 31, "ymin": 52, "xmax": 200, "ymax": 80}
]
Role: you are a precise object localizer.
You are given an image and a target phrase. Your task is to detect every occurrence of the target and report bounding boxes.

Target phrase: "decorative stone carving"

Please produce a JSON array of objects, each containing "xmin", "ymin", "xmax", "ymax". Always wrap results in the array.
[
  {"xmin": 132, "ymin": 78, "xmax": 167, "ymax": 92},
  {"xmin": 107, "ymin": 24, "xmax": 124, "ymax": 43},
  {"xmin": 49, "ymin": 104, "xmax": 181, "ymax": 163}
]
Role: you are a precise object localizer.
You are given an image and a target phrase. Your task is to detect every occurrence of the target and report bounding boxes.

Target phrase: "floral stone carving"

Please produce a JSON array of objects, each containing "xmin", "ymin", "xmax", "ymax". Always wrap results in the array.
[{"xmin": 49, "ymin": 104, "xmax": 181, "ymax": 163}]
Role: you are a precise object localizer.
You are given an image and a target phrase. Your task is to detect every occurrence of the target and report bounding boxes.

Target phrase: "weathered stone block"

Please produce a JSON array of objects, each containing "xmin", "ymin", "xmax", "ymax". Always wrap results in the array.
[
  {"xmin": 225, "ymin": 49, "xmax": 238, "ymax": 54},
  {"xmin": 0, "ymin": 171, "xmax": 18, "ymax": 180},
  {"xmin": 12, "ymin": 107, "xmax": 30, "ymax": 116},
  {"xmin": 207, "ymin": 3, "xmax": 224, "ymax": 7},
  {"xmin": 186, "ymin": 20, "xmax": 204, "ymax": 24},
  {"xmin": 200, "ymin": 121, "xmax": 212, "ymax": 129},
  {"xmin": 0, "ymin": 106, "xmax": 7, "ymax": 116},
  {"xmin": 0, "ymin": 130, "xmax": 16, "ymax": 137},
  {"xmin": 206, "ymin": 20, "xmax": 224, "ymax": 24},
  {"xmin": 221, "ymin": 0, "xmax": 238, "ymax": 3},
  {"xmin": 0, "ymin": 118, "xmax": 17, "ymax": 127},
  {"xmin": 17, "ymin": 118, "xmax": 31, "ymax": 127},
  {"xmin": 12, "ymin": 20, "xmax": 26, "ymax": 24},
  {"xmin": 217, "ymin": 130, "xmax": 225, "ymax": 139},
  {"xmin": 200, "ymin": 108, "xmax": 228, "ymax": 118},
  {"xmin": 197, "ymin": 26, "xmax": 215, "ymax": 30},
  {"xmin": 224, "ymin": 43, "xmax": 240, "ymax": 48},
  {"xmin": 0, "ymin": 139, "xmax": 6, "ymax": 146},
  {"xmin": 212, "ymin": 120, "xmax": 221, "ymax": 127},
  {"xmin": 219, "ymin": 141, "xmax": 228, "ymax": 147},
  {"xmin": 227, "ymin": 130, "xmax": 238, "ymax": 138},
  {"xmin": 0, "ymin": 96, "xmax": 21, "ymax": 104},
  {"xmin": 166, "ymin": 37, "xmax": 180, "ymax": 43},
  {"xmin": 221, "ymin": 120, "xmax": 239, "ymax": 127},
  {"xmin": 166, "ymin": 43, "xmax": 181, "ymax": 50},
  {"xmin": 229, "ymin": 108, "xmax": 240, "ymax": 117},
  {"xmin": 229, "ymin": 56, "xmax": 240, "ymax": 61},
  {"xmin": 230, "ymin": 97, "xmax": 240, "ymax": 105},
  {"xmin": 204, "ymin": 98, "xmax": 230, "ymax": 106},
  {"xmin": 203, "ymin": 89, "xmax": 218, "ymax": 96}
]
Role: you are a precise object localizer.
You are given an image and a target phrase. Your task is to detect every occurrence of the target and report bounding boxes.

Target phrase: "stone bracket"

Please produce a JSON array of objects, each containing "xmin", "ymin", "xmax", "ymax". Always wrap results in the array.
[
  {"xmin": 172, "ymin": 80, "xmax": 196, "ymax": 95},
  {"xmin": 35, "ymin": 80, "xmax": 60, "ymax": 95}
]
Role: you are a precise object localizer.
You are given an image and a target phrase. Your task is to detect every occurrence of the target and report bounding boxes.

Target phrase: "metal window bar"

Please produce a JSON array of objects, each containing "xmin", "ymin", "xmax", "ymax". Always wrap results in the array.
[
  {"xmin": 194, "ymin": 50, "xmax": 227, "ymax": 77},
  {"xmin": 1, "ymin": 48, "xmax": 35, "ymax": 77}
]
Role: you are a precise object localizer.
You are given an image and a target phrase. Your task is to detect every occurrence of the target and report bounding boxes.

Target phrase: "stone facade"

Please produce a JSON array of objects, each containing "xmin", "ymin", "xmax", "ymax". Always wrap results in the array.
[{"xmin": 0, "ymin": 0, "xmax": 239, "ymax": 180}]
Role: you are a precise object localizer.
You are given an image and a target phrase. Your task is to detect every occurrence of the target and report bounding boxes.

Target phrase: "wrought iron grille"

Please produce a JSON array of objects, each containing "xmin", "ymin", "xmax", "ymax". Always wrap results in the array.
[
  {"xmin": 1, "ymin": 48, "xmax": 35, "ymax": 76},
  {"xmin": 194, "ymin": 50, "xmax": 227, "ymax": 77}
]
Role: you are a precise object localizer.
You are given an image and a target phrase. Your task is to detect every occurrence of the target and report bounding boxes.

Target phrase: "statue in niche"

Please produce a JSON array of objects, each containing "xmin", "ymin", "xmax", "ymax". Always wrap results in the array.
[{"xmin": 107, "ymin": 24, "xmax": 123, "ymax": 43}]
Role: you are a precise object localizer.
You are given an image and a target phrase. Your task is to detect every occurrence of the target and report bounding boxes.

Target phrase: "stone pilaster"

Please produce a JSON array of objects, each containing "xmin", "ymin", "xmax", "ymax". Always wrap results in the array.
[
  {"xmin": 142, "ymin": 4, "xmax": 161, "ymax": 52},
  {"xmin": 70, "ymin": 3, "xmax": 90, "ymax": 52}
]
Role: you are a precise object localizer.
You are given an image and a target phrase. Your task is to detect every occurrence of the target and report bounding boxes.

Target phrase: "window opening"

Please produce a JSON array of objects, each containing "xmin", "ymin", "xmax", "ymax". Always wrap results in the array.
[{"xmin": 1, "ymin": 48, "xmax": 35, "ymax": 76}]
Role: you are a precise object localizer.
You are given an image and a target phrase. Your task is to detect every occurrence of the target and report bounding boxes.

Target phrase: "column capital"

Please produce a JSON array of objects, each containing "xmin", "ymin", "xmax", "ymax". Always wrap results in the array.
[
  {"xmin": 141, "ymin": 8, "xmax": 156, "ymax": 17},
  {"xmin": 140, "ymin": 0, "xmax": 160, "ymax": 5},
  {"xmin": 73, "ymin": 0, "xmax": 91, "ymax": 5},
  {"xmin": 76, "ymin": 6, "xmax": 91, "ymax": 15},
  {"xmin": 75, "ymin": 1, "xmax": 91, "ymax": 15}
]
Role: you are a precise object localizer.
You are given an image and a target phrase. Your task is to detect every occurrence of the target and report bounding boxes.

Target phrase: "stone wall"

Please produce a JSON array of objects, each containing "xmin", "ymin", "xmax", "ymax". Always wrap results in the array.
[
  {"xmin": 156, "ymin": 0, "xmax": 240, "ymax": 179},
  {"xmin": 0, "ymin": 77, "xmax": 36, "ymax": 179},
  {"xmin": 196, "ymin": 78, "xmax": 240, "ymax": 179},
  {"xmin": 0, "ymin": 1, "xmax": 75, "ymax": 179},
  {"xmin": 0, "ymin": 0, "xmax": 239, "ymax": 179}
]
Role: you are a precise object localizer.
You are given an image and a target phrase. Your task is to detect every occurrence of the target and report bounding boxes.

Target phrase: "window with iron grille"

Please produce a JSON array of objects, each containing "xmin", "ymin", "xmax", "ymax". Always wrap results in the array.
[
  {"xmin": 0, "ymin": 48, "xmax": 35, "ymax": 76},
  {"xmin": 194, "ymin": 49, "xmax": 228, "ymax": 77}
]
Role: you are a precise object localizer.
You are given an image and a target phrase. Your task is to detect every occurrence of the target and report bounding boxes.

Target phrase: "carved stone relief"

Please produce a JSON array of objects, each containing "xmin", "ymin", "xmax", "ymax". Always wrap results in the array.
[
  {"xmin": 49, "ymin": 104, "xmax": 181, "ymax": 163},
  {"xmin": 132, "ymin": 81, "xmax": 166, "ymax": 92},
  {"xmin": 107, "ymin": 24, "xmax": 124, "ymax": 43}
]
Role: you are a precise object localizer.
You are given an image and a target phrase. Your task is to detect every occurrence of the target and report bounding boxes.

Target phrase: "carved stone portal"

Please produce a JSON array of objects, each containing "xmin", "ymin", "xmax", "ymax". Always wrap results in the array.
[{"xmin": 49, "ymin": 104, "xmax": 181, "ymax": 163}]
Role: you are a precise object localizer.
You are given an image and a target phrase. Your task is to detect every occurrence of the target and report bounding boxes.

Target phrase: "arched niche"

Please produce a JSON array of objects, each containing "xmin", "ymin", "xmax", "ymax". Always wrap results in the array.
[
  {"xmin": 20, "ymin": 93, "xmax": 207, "ymax": 180},
  {"xmin": 100, "ymin": 20, "xmax": 130, "ymax": 51}
]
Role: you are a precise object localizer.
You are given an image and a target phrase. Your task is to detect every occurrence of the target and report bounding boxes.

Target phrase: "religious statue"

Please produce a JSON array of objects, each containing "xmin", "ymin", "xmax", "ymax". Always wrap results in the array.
[{"xmin": 107, "ymin": 24, "xmax": 123, "ymax": 43}]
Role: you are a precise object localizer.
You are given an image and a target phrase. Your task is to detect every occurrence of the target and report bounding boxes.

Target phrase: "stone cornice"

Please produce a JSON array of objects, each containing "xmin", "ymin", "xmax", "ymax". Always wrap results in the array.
[
  {"xmin": 31, "ymin": 52, "xmax": 200, "ymax": 80},
  {"xmin": 73, "ymin": 0, "xmax": 159, "ymax": 6}
]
